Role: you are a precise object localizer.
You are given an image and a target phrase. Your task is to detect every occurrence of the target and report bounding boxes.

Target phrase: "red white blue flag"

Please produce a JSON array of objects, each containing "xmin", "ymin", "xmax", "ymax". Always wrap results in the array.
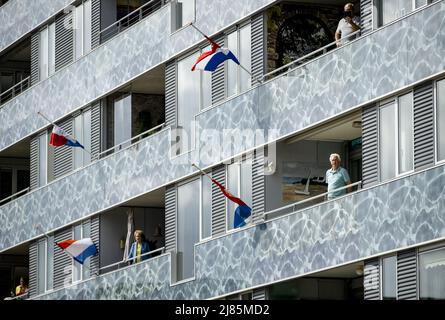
[
  {"xmin": 191, "ymin": 36, "xmax": 240, "ymax": 72},
  {"xmin": 211, "ymin": 178, "xmax": 252, "ymax": 228},
  {"xmin": 56, "ymin": 238, "xmax": 97, "ymax": 264},
  {"xmin": 50, "ymin": 125, "xmax": 84, "ymax": 148}
]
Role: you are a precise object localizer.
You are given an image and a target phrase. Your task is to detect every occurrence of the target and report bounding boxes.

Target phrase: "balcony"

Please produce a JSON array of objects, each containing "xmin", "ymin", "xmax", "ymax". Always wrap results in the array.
[
  {"xmin": 1, "ymin": 1, "xmax": 445, "ymax": 252},
  {"xmin": 0, "ymin": 0, "xmax": 75, "ymax": 53},
  {"xmin": 30, "ymin": 163, "xmax": 445, "ymax": 299},
  {"xmin": 0, "ymin": 0, "xmax": 275, "ymax": 153}
]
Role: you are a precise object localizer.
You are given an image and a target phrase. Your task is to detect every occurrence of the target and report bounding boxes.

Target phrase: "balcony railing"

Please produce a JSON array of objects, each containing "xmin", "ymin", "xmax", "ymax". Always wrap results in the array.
[
  {"xmin": 263, "ymin": 181, "xmax": 362, "ymax": 221},
  {"xmin": 95, "ymin": 123, "xmax": 165, "ymax": 160},
  {"xmin": 98, "ymin": 0, "xmax": 167, "ymax": 44},
  {"xmin": 262, "ymin": 30, "xmax": 361, "ymax": 82},
  {"xmin": 0, "ymin": 187, "xmax": 30, "ymax": 207},
  {"xmin": 0, "ymin": 76, "xmax": 31, "ymax": 107}
]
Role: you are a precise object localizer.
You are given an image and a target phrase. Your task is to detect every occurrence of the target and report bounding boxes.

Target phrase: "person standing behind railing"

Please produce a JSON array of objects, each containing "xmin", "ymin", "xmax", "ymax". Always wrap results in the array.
[
  {"xmin": 127, "ymin": 230, "xmax": 152, "ymax": 264},
  {"xmin": 326, "ymin": 153, "xmax": 352, "ymax": 200},
  {"xmin": 335, "ymin": 3, "xmax": 361, "ymax": 47}
]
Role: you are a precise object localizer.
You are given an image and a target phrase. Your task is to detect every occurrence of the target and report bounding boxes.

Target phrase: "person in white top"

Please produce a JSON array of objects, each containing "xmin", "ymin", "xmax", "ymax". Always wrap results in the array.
[{"xmin": 335, "ymin": 3, "xmax": 360, "ymax": 47}]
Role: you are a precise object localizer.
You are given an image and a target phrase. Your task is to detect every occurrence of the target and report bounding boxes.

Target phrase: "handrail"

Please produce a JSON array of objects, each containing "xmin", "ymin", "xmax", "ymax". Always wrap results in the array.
[
  {"xmin": 3, "ymin": 292, "xmax": 29, "ymax": 301},
  {"xmin": 95, "ymin": 123, "xmax": 165, "ymax": 159},
  {"xmin": 99, "ymin": 246, "xmax": 165, "ymax": 272},
  {"xmin": 264, "ymin": 180, "xmax": 362, "ymax": 218},
  {"xmin": 0, "ymin": 76, "xmax": 31, "ymax": 105},
  {"xmin": 98, "ymin": 0, "xmax": 165, "ymax": 43},
  {"xmin": 0, "ymin": 187, "xmax": 30, "ymax": 206},
  {"xmin": 262, "ymin": 30, "xmax": 362, "ymax": 81}
]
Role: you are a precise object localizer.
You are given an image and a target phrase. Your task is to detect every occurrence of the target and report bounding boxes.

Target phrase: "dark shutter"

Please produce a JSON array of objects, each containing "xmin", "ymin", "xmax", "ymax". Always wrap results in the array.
[
  {"xmin": 252, "ymin": 288, "xmax": 267, "ymax": 300},
  {"xmin": 165, "ymin": 61, "xmax": 176, "ymax": 127},
  {"xmin": 360, "ymin": 0, "xmax": 373, "ymax": 35},
  {"xmin": 251, "ymin": 13, "xmax": 265, "ymax": 85},
  {"xmin": 362, "ymin": 104, "xmax": 378, "ymax": 187},
  {"xmin": 54, "ymin": 227, "xmax": 72, "ymax": 289},
  {"xmin": 364, "ymin": 259, "xmax": 380, "ymax": 300},
  {"xmin": 53, "ymin": 118, "xmax": 73, "ymax": 179},
  {"xmin": 91, "ymin": 0, "xmax": 101, "ymax": 49},
  {"xmin": 55, "ymin": 12, "xmax": 74, "ymax": 72},
  {"xmin": 211, "ymin": 165, "xmax": 226, "ymax": 236},
  {"xmin": 28, "ymin": 242, "xmax": 38, "ymax": 297},
  {"xmin": 165, "ymin": 185, "xmax": 176, "ymax": 252},
  {"xmin": 397, "ymin": 249, "xmax": 417, "ymax": 300},
  {"xmin": 30, "ymin": 32, "xmax": 39, "ymax": 85},
  {"xmin": 90, "ymin": 215, "xmax": 100, "ymax": 275},
  {"xmin": 91, "ymin": 100, "xmax": 103, "ymax": 158},
  {"xmin": 252, "ymin": 148, "xmax": 265, "ymax": 223},
  {"xmin": 30, "ymin": 136, "xmax": 39, "ymax": 190},
  {"xmin": 413, "ymin": 82, "xmax": 434, "ymax": 170},
  {"xmin": 212, "ymin": 36, "xmax": 225, "ymax": 104}
]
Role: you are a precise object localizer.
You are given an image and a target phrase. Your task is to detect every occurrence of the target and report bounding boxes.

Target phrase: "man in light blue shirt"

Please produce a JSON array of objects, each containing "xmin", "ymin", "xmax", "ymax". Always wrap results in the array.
[{"xmin": 326, "ymin": 153, "xmax": 352, "ymax": 199}]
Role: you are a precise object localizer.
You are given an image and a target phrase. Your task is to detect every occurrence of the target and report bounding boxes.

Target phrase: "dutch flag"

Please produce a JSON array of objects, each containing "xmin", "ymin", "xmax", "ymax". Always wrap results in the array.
[
  {"xmin": 56, "ymin": 238, "xmax": 98, "ymax": 264},
  {"xmin": 191, "ymin": 40, "xmax": 240, "ymax": 72},
  {"xmin": 50, "ymin": 125, "xmax": 84, "ymax": 148}
]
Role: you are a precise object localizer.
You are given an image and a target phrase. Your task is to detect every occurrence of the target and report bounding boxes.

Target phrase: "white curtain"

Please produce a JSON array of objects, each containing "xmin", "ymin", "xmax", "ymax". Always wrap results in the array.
[{"xmin": 122, "ymin": 208, "xmax": 134, "ymax": 261}]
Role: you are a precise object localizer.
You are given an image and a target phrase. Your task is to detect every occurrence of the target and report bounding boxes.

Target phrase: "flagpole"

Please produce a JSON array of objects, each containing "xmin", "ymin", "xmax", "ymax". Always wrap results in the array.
[
  {"xmin": 37, "ymin": 111, "xmax": 55, "ymax": 126},
  {"xmin": 189, "ymin": 23, "xmax": 262, "ymax": 85},
  {"xmin": 191, "ymin": 163, "xmax": 212, "ymax": 181},
  {"xmin": 37, "ymin": 111, "xmax": 93, "ymax": 157}
]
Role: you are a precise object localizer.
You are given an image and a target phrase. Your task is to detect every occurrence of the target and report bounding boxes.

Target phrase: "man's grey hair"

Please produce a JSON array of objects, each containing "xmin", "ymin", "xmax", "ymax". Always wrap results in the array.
[{"xmin": 330, "ymin": 153, "xmax": 341, "ymax": 162}]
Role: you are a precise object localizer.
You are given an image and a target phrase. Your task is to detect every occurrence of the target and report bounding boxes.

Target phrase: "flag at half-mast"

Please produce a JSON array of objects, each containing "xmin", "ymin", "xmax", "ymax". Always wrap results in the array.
[
  {"xmin": 211, "ymin": 178, "xmax": 251, "ymax": 228},
  {"xmin": 50, "ymin": 125, "xmax": 84, "ymax": 148},
  {"xmin": 191, "ymin": 34, "xmax": 240, "ymax": 72}
]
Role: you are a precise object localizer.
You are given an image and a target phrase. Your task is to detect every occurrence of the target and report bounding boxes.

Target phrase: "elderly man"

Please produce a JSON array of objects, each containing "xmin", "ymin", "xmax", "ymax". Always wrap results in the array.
[
  {"xmin": 326, "ymin": 153, "xmax": 352, "ymax": 199},
  {"xmin": 335, "ymin": 2, "xmax": 360, "ymax": 47}
]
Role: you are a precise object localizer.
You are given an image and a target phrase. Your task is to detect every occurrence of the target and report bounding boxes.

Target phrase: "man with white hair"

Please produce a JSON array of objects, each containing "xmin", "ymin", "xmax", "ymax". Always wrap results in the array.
[{"xmin": 326, "ymin": 153, "xmax": 352, "ymax": 199}]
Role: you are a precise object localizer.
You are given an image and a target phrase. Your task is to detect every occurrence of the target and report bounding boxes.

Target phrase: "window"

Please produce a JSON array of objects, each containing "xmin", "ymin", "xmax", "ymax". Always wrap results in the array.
[
  {"xmin": 172, "ymin": 0, "xmax": 195, "ymax": 31},
  {"xmin": 177, "ymin": 179, "xmax": 200, "ymax": 281},
  {"xmin": 200, "ymin": 46, "xmax": 212, "ymax": 110},
  {"xmin": 39, "ymin": 23, "xmax": 55, "ymax": 80},
  {"xmin": 380, "ymin": 0, "xmax": 433, "ymax": 26},
  {"xmin": 72, "ymin": 222, "xmax": 91, "ymax": 282},
  {"xmin": 379, "ymin": 92, "xmax": 413, "ymax": 181},
  {"xmin": 200, "ymin": 175, "xmax": 212, "ymax": 240},
  {"xmin": 380, "ymin": 102, "xmax": 396, "ymax": 181},
  {"xmin": 38, "ymin": 132, "xmax": 48, "ymax": 187},
  {"xmin": 177, "ymin": 53, "xmax": 200, "ymax": 154},
  {"xmin": 226, "ymin": 157, "xmax": 252, "ymax": 231},
  {"xmin": 420, "ymin": 247, "xmax": 445, "ymax": 299},
  {"xmin": 227, "ymin": 24, "xmax": 251, "ymax": 97},
  {"xmin": 74, "ymin": 0, "xmax": 92, "ymax": 60},
  {"xmin": 382, "ymin": 255, "xmax": 397, "ymax": 299},
  {"xmin": 437, "ymin": 79, "xmax": 445, "ymax": 162},
  {"xmin": 74, "ymin": 110, "xmax": 92, "ymax": 169},
  {"xmin": 114, "ymin": 94, "xmax": 132, "ymax": 148},
  {"xmin": 398, "ymin": 93, "xmax": 414, "ymax": 173},
  {"xmin": 37, "ymin": 236, "xmax": 54, "ymax": 294}
]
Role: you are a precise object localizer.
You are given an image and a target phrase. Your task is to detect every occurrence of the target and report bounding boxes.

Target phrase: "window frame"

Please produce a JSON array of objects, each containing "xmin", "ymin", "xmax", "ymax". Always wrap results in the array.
[
  {"xmin": 225, "ymin": 155, "xmax": 253, "ymax": 233},
  {"xmin": 378, "ymin": 0, "xmax": 434, "ymax": 27},
  {"xmin": 418, "ymin": 246, "xmax": 445, "ymax": 300},
  {"xmin": 380, "ymin": 254, "xmax": 398, "ymax": 300},
  {"xmin": 434, "ymin": 78, "xmax": 445, "ymax": 165},
  {"xmin": 199, "ymin": 174, "xmax": 212, "ymax": 241},
  {"xmin": 378, "ymin": 91, "xmax": 414, "ymax": 182},
  {"xmin": 225, "ymin": 22, "xmax": 252, "ymax": 99},
  {"xmin": 175, "ymin": 177, "xmax": 200, "ymax": 282},
  {"xmin": 36, "ymin": 236, "xmax": 54, "ymax": 294}
]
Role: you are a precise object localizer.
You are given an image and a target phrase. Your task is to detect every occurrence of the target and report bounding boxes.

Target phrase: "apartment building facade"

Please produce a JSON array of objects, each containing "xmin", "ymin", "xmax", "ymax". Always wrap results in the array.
[{"xmin": 0, "ymin": 0, "xmax": 444, "ymax": 300}]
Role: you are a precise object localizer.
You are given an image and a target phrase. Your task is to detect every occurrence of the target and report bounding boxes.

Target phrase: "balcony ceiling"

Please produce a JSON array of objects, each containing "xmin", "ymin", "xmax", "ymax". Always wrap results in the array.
[
  {"xmin": 125, "ymin": 186, "xmax": 165, "ymax": 207},
  {"xmin": 0, "ymin": 138, "xmax": 30, "ymax": 158},
  {"xmin": 127, "ymin": 64, "xmax": 165, "ymax": 95}
]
